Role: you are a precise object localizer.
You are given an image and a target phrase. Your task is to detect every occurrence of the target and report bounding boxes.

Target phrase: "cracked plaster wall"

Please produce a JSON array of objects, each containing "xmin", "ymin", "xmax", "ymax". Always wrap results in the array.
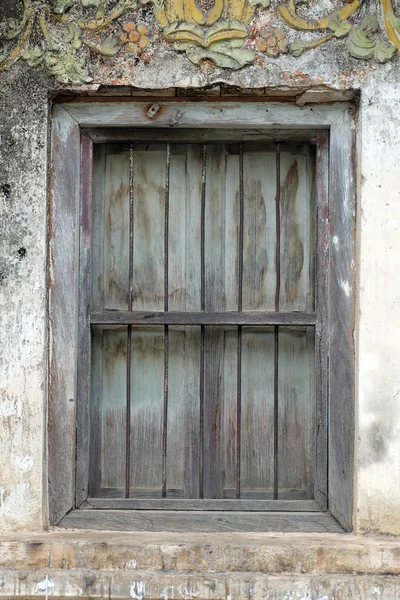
[{"xmin": 1, "ymin": 1, "xmax": 400, "ymax": 536}]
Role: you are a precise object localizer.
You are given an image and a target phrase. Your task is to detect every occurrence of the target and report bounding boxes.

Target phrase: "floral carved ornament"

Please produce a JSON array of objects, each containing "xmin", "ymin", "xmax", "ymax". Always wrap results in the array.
[{"xmin": 0, "ymin": 0, "xmax": 399, "ymax": 82}]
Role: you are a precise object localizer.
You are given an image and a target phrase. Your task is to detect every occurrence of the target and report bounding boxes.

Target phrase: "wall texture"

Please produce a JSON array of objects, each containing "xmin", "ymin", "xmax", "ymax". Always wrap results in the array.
[{"xmin": 1, "ymin": 0, "xmax": 400, "ymax": 540}]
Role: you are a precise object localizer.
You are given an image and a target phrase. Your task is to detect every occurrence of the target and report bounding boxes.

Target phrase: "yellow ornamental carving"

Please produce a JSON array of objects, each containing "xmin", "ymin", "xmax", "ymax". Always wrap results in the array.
[
  {"xmin": 142, "ymin": 0, "xmax": 267, "ymax": 68},
  {"xmin": 1, "ymin": 0, "xmax": 400, "ymax": 81}
]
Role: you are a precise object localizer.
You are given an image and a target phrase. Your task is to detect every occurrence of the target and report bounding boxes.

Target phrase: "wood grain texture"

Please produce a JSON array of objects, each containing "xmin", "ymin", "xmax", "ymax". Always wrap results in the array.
[
  {"xmin": 203, "ymin": 144, "xmax": 226, "ymax": 499},
  {"xmin": 85, "ymin": 498, "xmax": 320, "ymax": 511},
  {"xmin": 241, "ymin": 328, "xmax": 274, "ymax": 494},
  {"xmin": 91, "ymin": 311, "xmax": 317, "ymax": 326},
  {"xmin": 88, "ymin": 140, "xmax": 320, "ymax": 503},
  {"xmin": 85, "ymin": 128, "xmax": 323, "ymax": 144},
  {"xmin": 279, "ymin": 145, "xmax": 315, "ymax": 312},
  {"xmin": 242, "ymin": 146, "xmax": 276, "ymax": 310},
  {"xmin": 75, "ymin": 132, "xmax": 94, "ymax": 507},
  {"xmin": 167, "ymin": 144, "xmax": 202, "ymax": 498},
  {"xmin": 62, "ymin": 102, "xmax": 347, "ymax": 129},
  {"xmin": 99, "ymin": 330, "xmax": 127, "ymax": 494},
  {"xmin": 48, "ymin": 106, "xmax": 80, "ymax": 524},
  {"xmin": 130, "ymin": 328, "xmax": 164, "ymax": 494},
  {"xmin": 329, "ymin": 109, "xmax": 356, "ymax": 532},
  {"xmin": 314, "ymin": 132, "xmax": 329, "ymax": 509},
  {"xmin": 59, "ymin": 509, "xmax": 343, "ymax": 532},
  {"xmin": 132, "ymin": 144, "xmax": 166, "ymax": 311},
  {"xmin": 278, "ymin": 327, "xmax": 315, "ymax": 498},
  {"xmin": 103, "ymin": 148, "xmax": 130, "ymax": 310}
]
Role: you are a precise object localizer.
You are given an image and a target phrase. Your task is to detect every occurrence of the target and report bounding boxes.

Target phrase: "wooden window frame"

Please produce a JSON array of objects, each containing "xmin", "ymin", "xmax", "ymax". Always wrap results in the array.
[{"xmin": 48, "ymin": 100, "xmax": 356, "ymax": 533}]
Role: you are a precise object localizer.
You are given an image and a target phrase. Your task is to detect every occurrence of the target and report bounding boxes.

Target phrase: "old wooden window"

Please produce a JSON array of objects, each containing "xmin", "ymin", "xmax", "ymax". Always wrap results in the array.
[{"xmin": 49, "ymin": 102, "xmax": 356, "ymax": 532}]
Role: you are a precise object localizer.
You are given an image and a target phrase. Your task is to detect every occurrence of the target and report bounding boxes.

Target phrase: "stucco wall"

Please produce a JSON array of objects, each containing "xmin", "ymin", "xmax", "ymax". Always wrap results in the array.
[{"xmin": 1, "ymin": 0, "xmax": 400, "ymax": 537}]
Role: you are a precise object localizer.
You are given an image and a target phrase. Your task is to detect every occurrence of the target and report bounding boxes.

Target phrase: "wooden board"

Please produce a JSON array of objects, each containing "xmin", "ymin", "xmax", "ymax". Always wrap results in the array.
[
  {"xmin": 59, "ymin": 509, "xmax": 343, "ymax": 532},
  {"xmin": 62, "ymin": 101, "xmax": 347, "ymax": 129},
  {"xmin": 278, "ymin": 327, "xmax": 315, "ymax": 498},
  {"xmin": 48, "ymin": 106, "xmax": 80, "ymax": 524},
  {"xmin": 103, "ymin": 147, "xmax": 130, "ymax": 310},
  {"xmin": 86, "ymin": 498, "xmax": 320, "ymax": 511},
  {"xmin": 88, "ymin": 140, "xmax": 321, "ymax": 504},
  {"xmin": 329, "ymin": 109, "xmax": 356, "ymax": 531},
  {"xmin": 75, "ymin": 132, "xmax": 94, "ymax": 506}
]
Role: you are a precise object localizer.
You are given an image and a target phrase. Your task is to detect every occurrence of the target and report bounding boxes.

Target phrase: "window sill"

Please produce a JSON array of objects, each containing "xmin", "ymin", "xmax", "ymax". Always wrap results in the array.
[{"xmin": 58, "ymin": 508, "xmax": 343, "ymax": 533}]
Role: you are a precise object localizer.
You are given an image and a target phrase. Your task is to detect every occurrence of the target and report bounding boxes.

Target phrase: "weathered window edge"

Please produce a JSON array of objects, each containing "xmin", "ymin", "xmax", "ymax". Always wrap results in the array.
[{"xmin": 48, "ymin": 101, "xmax": 356, "ymax": 533}]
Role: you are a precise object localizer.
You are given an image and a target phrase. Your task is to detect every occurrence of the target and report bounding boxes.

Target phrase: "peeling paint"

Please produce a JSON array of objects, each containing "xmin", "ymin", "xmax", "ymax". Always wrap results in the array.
[
  {"xmin": 130, "ymin": 581, "xmax": 146, "ymax": 599},
  {"xmin": 34, "ymin": 576, "xmax": 55, "ymax": 598},
  {"xmin": 340, "ymin": 279, "xmax": 351, "ymax": 298}
]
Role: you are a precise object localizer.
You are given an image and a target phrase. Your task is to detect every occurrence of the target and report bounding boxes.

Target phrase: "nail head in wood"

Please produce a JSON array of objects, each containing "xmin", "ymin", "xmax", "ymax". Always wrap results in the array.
[{"xmin": 147, "ymin": 103, "xmax": 160, "ymax": 118}]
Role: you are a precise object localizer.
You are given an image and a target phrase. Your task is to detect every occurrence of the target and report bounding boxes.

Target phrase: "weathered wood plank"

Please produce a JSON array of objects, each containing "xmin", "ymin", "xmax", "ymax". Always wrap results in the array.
[
  {"xmin": 132, "ymin": 144, "xmax": 166, "ymax": 311},
  {"xmin": 89, "ymin": 145, "xmax": 106, "ymax": 497},
  {"xmin": 89, "ymin": 328, "xmax": 103, "ymax": 497},
  {"xmin": 75, "ymin": 132, "xmax": 94, "ymax": 507},
  {"xmin": 278, "ymin": 327, "xmax": 315, "ymax": 498},
  {"xmin": 329, "ymin": 109, "xmax": 356, "ymax": 532},
  {"xmin": 242, "ymin": 146, "xmax": 276, "ymax": 311},
  {"xmin": 167, "ymin": 144, "xmax": 202, "ymax": 498},
  {"xmin": 241, "ymin": 329, "xmax": 274, "ymax": 495},
  {"xmin": 85, "ymin": 128, "xmax": 323, "ymax": 144},
  {"xmin": 99, "ymin": 330, "xmax": 127, "ymax": 495},
  {"xmin": 167, "ymin": 327, "xmax": 201, "ymax": 498},
  {"xmin": 203, "ymin": 144, "xmax": 226, "ymax": 498},
  {"xmin": 91, "ymin": 311, "xmax": 316, "ymax": 326},
  {"xmin": 86, "ymin": 498, "xmax": 321, "ymax": 511},
  {"xmin": 314, "ymin": 132, "xmax": 329, "ymax": 510},
  {"xmin": 48, "ymin": 105, "xmax": 81, "ymax": 524},
  {"xmin": 130, "ymin": 328, "xmax": 164, "ymax": 494},
  {"xmin": 103, "ymin": 148, "xmax": 130, "ymax": 310},
  {"xmin": 59, "ymin": 509, "xmax": 343, "ymax": 532},
  {"xmin": 279, "ymin": 145, "xmax": 315, "ymax": 312},
  {"xmin": 63, "ymin": 102, "xmax": 348, "ymax": 129}
]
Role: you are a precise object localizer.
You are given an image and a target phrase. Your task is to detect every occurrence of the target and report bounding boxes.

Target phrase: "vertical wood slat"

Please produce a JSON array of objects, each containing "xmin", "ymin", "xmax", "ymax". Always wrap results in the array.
[
  {"xmin": 278, "ymin": 327, "xmax": 315, "ymax": 497},
  {"xmin": 167, "ymin": 144, "xmax": 201, "ymax": 499},
  {"xmin": 95, "ymin": 147, "xmax": 130, "ymax": 497},
  {"xmin": 236, "ymin": 143, "xmax": 244, "ymax": 499},
  {"xmin": 199, "ymin": 143, "xmax": 206, "ymax": 499},
  {"xmin": 125, "ymin": 145, "xmax": 134, "ymax": 498},
  {"xmin": 132, "ymin": 145, "xmax": 165, "ymax": 311},
  {"xmin": 48, "ymin": 106, "xmax": 81, "ymax": 524},
  {"xmin": 274, "ymin": 143, "xmax": 281, "ymax": 500},
  {"xmin": 162, "ymin": 143, "xmax": 170, "ymax": 498},
  {"xmin": 89, "ymin": 145, "xmax": 106, "ymax": 498},
  {"xmin": 129, "ymin": 145, "xmax": 164, "ymax": 496},
  {"xmin": 315, "ymin": 132, "xmax": 329, "ymax": 509},
  {"xmin": 75, "ymin": 132, "xmax": 94, "ymax": 507},
  {"xmin": 240, "ymin": 145, "xmax": 275, "ymax": 498},
  {"xmin": 329, "ymin": 110, "xmax": 356, "ymax": 531},
  {"xmin": 203, "ymin": 144, "xmax": 229, "ymax": 499},
  {"xmin": 279, "ymin": 146, "xmax": 315, "ymax": 312},
  {"xmin": 277, "ymin": 145, "xmax": 316, "ymax": 500},
  {"xmin": 103, "ymin": 147, "xmax": 130, "ymax": 310},
  {"xmin": 101, "ymin": 330, "xmax": 126, "ymax": 494},
  {"xmin": 221, "ymin": 147, "xmax": 240, "ymax": 496},
  {"xmin": 242, "ymin": 147, "xmax": 276, "ymax": 311}
]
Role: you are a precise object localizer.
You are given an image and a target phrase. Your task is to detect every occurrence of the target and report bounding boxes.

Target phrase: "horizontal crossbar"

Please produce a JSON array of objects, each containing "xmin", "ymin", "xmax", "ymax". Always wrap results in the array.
[
  {"xmin": 85, "ymin": 498, "xmax": 321, "ymax": 512},
  {"xmin": 91, "ymin": 311, "xmax": 316, "ymax": 326}
]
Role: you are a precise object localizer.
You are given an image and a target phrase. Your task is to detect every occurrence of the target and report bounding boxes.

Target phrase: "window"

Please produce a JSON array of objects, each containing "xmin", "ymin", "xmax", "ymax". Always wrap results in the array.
[{"xmin": 49, "ymin": 101, "xmax": 356, "ymax": 532}]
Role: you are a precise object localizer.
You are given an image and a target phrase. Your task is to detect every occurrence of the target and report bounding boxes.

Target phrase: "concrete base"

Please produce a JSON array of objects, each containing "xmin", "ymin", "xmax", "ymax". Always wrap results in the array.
[{"xmin": 1, "ymin": 532, "xmax": 399, "ymax": 598}]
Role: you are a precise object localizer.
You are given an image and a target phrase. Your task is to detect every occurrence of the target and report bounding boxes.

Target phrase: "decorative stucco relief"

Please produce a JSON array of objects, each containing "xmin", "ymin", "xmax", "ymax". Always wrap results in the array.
[{"xmin": 0, "ymin": 0, "xmax": 399, "ymax": 82}]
